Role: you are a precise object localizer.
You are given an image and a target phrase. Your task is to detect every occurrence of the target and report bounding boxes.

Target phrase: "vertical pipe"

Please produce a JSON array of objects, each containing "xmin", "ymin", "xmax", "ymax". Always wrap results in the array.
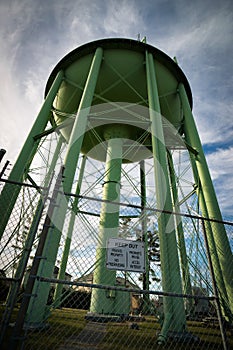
[
  {"xmin": 25, "ymin": 47, "xmax": 103, "ymax": 326},
  {"xmin": 201, "ymin": 219, "xmax": 229, "ymax": 350},
  {"xmin": 146, "ymin": 51, "xmax": 186, "ymax": 342},
  {"xmin": 90, "ymin": 135, "xmax": 123, "ymax": 315},
  {"xmin": 10, "ymin": 167, "xmax": 64, "ymax": 349},
  {"xmin": 53, "ymin": 155, "xmax": 87, "ymax": 306},
  {"xmin": 178, "ymin": 82, "xmax": 233, "ymax": 315},
  {"xmin": 140, "ymin": 160, "xmax": 150, "ymax": 313},
  {"xmin": 0, "ymin": 70, "xmax": 64, "ymax": 240},
  {"xmin": 0, "ymin": 188, "xmax": 47, "ymax": 347}
]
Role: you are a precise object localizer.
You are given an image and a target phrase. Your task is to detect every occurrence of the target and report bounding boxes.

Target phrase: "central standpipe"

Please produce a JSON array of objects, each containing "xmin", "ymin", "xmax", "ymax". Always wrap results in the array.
[{"xmin": 90, "ymin": 126, "xmax": 130, "ymax": 315}]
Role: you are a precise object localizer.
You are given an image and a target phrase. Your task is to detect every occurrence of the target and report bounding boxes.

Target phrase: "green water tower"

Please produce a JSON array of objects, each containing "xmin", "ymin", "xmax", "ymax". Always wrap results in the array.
[{"xmin": 0, "ymin": 38, "xmax": 232, "ymax": 343}]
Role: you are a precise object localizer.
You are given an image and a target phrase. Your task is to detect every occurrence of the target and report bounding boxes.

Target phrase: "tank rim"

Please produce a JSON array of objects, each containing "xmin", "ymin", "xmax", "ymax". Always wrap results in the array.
[{"xmin": 45, "ymin": 37, "xmax": 193, "ymax": 109}]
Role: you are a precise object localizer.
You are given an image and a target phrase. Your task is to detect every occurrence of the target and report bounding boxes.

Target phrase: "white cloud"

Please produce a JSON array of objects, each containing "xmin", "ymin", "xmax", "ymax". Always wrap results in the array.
[
  {"xmin": 168, "ymin": 8, "xmax": 232, "ymax": 55},
  {"xmin": 206, "ymin": 147, "xmax": 233, "ymax": 215},
  {"xmin": 193, "ymin": 99, "xmax": 233, "ymax": 146},
  {"xmin": 206, "ymin": 147, "xmax": 233, "ymax": 181},
  {"xmin": 153, "ymin": 5, "xmax": 233, "ymax": 149},
  {"xmin": 103, "ymin": 0, "xmax": 144, "ymax": 36},
  {"xmin": 24, "ymin": 72, "xmax": 44, "ymax": 106},
  {"xmin": 0, "ymin": 6, "xmax": 37, "ymax": 161}
]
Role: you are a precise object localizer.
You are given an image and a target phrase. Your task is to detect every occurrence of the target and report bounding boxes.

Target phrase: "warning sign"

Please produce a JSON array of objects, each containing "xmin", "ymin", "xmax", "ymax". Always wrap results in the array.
[{"xmin": 106, "ymin": 238, "xmax": 145, "ymax": 272}]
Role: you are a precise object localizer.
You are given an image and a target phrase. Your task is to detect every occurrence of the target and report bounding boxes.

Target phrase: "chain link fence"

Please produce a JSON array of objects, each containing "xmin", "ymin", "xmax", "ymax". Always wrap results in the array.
[{"xmin": 0, "ymin": 176, "xmax": 233, "ymax": 350}]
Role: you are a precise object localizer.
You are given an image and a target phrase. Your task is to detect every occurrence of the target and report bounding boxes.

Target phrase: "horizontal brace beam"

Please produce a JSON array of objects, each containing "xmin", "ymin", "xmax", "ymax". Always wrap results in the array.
[
  {"xmin": 178, "ymin": 186, "xmax": 198, "ymax": 206},
  {"xmin": 26, "ymin": 174, "xmax": 42, "ymax": 194},
  {"xmin": 33, "ymin": 117, "xmax": 73, "ymax": 141},
  {"xmin": 184, "ymin": 141, "xmax": 199, "ymax": 155}
]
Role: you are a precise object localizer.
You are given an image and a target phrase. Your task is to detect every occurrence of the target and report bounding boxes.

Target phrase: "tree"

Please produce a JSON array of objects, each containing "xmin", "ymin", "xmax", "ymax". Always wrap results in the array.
[
  {"xmin": 118, "ymin": 218, "xmax": 161, "ymax": 286},
  {"xmin": 139, "ymin": 229, "xmax": 161, "ymax": 284}
]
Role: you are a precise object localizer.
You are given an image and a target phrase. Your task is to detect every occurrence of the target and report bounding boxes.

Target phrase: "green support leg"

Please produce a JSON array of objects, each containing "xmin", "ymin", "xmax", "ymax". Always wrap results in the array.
[
  {"xmin": 146, "ymin": 52, "xmax": 186, "ymax": 342},
  {"xmin": 90, "ymin": 130, "xmax": 126, "ymax": 315},
  {"xmin": 25, "ymin": 48, "xmax": 103, "ymax": 326},
  {"xmin": 62, "ymin": 47, "xmax": 103, "ymax": 193},
  {"xmin": 0, "ymin": 70, "xmax": 64, "ymax": 240},
  {"xmin": 189, "ymin": 149, "xmax": 230, "ymax": 320},
  {"xmin": 179, "ymin": 83, "xmax": 233, "ymax": 316}
]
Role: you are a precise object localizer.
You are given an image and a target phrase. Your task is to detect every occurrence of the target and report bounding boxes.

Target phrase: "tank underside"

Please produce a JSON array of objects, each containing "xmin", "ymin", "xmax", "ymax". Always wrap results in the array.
[{"xmin": 46, "ymin": 38, "xmax": 192, "ymax": 162}]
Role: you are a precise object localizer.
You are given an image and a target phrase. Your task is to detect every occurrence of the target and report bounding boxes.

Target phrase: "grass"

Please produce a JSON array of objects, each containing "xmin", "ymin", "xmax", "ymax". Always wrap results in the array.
[{"xmin": 0, "ymin": 306, "xmax": 232, "ymax": 350}]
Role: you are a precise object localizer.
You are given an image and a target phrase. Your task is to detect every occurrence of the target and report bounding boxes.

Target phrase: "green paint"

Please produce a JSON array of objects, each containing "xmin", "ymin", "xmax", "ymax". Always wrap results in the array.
[
  {"xmin": 25, "ymin": 48, "xmax": 103, "ymax": 325},
  {"xmin": 179, "ymin": 82, "xmax": 233, "ymax": 316},
  {"xmin": 187, "ymin": 135, "xmax": 231, "ymax": 320},
  {"xmin": 0, "ymin": 70, "xmax": 64, "ymax": 240},
  {"xmin": 90, "ymin": 135, "xmax": 127, "ymax": 314},
  {"xmin": 146, "ymin": 51, "xmax": 186, "ymax": 340},
  {"xmin": 3, "ymin": 38, "xmax": 229, "ymax": 339}
]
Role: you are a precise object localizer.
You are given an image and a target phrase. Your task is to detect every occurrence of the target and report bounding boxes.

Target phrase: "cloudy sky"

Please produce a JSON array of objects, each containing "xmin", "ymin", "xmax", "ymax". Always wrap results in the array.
[{"xmin": 0, "ymin": 0, "xmax": 232, "ymax": 218}]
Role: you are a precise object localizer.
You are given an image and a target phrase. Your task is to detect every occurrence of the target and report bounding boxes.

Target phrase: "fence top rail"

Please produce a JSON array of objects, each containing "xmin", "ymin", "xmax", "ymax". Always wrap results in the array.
[
  {"xmin": 38, "ymin": 276, "xmax": 217, "ymax": 301},
  {"xmin": 0, "ymin": 178, "xmax": 46, "ymax": 191},
  {"xmin": 64, "ymin": 191, "xmax": 233, "ymax": 227},
  {"xmin": 1, "ymin": 178, "xmax": 233, "ymax": 226}
]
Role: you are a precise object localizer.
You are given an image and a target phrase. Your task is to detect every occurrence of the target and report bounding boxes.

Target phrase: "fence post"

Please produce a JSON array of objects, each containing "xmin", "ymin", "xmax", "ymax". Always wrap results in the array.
[
  {"xmin": 201, "ymin": 219, "xmax": 229, "ymax": 350},
  {"xmin": 140, "ymin": 159, "xmax": 150, "ymax": 314},
  {"xmin": 9, "ymin": 166, "xmax": 64, "ymax": 350},
  {"xmin": 0, "ymin": 180, "xmax": 51, "ymax": 347}
]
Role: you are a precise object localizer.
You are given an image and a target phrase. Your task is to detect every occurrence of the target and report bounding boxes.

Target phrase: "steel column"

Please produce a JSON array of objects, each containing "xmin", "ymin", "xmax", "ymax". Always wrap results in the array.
[
  {"xmin": 0, "ymin": 70, "xmax": 64, "ymax": 240},
  {"xmin": 90, "ymin": 133, "xmax": 125, "ymax": 314},
  {"xmin": 179, "ymin": 82, "xmax": 233, "ymax": 315},
  {"xmin": 189, "ymin": 146, "xmax": 231, "ymax": 320},
  {"xmin": 25, "ymin": 47, "xmax": 103, "ymax": 326},
  {"xmin": 146, "ymin": 51, "xmax": 186, "ymax": 342}
]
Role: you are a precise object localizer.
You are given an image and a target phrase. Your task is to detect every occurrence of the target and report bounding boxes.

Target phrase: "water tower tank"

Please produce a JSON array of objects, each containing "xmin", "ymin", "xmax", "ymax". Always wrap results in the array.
[{"xmin": 45, "ymin": 38, "xmax": 192, "ymax": 162}]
